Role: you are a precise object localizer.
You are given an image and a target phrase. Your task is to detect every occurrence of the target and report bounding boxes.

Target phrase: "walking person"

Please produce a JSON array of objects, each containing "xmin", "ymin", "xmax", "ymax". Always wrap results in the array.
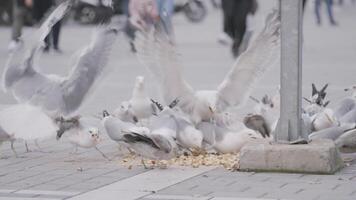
[
  {"xmin": 221, "ymin": 0, "xmax": 257, "ymax": 58},
  {"xmin": 8, "ymin": 0, "xmax": 32, "ymax": 52},
  {"xmin": 32, "ymin": 0, "xmax": 63, "ymax": 52},
  {"xmin": 314, "ymin": 0, "xmax": 338, "ymax": 25}
]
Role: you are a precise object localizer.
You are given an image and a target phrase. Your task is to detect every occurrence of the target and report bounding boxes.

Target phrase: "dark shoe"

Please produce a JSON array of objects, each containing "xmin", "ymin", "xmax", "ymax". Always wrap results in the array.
[{"xmin": 53, "ymin": 48, "xmax": 63, "ymax": 54}]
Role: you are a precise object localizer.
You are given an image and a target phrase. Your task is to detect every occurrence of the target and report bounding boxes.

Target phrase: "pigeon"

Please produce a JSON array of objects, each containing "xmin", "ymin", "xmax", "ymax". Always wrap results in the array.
[
  {"xmin": 2, "ymin": 0, "xmax": 119, "ymax": 118},
  {"xmin": 134, "ymin": 10, "xmax": 280, "ymax": 124}
]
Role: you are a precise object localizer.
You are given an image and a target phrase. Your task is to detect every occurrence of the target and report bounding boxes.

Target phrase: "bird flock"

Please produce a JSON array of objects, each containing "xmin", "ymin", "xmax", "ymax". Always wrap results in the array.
[{"xmin": 1, "ymin": 1, "xmax": 354, "ymax": 168}]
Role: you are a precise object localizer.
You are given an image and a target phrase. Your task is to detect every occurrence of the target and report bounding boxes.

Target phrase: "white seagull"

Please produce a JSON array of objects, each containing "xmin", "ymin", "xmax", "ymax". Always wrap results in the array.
[
  {"xmin": 102, "ymin": 107, "xmax": 179, "ymax": 163},
  {"xmin": 134, "ymin": 10, "xmax": 280, "ymax": 124},
  {"xmin": 197, "ymin": 121, "xmax": 266, "ymax": 154},
  {"xmin": 2, "ymin": 0, "xmax": 119, "ymax": 118},
  {"xmin": 115, "ymin": 76, "xmax": 157, "ymax": 123}
]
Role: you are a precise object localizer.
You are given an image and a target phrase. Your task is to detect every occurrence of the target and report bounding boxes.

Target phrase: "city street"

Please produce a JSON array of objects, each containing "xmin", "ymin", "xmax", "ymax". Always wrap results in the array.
[{"xmin": 0, "ymin": 0, "xmax": 356, "ymax": 199}]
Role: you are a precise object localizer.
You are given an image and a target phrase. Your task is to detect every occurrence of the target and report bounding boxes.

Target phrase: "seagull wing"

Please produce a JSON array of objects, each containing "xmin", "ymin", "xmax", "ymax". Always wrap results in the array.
[
  {"xmin": 2, "ymin": 0, "xmax": 72, "ymax": 91},
  {"xmin": 60, "ymin": 26, "xmax": 118, "ymax": 114},
  {"xmin": 0, "ymin": 104, "xmax": 57, "ymax": 141},
  {"xmin": 216, "ymin": 10, "xmax": 280, "ymax": 111},
  {"xmin": 134, "ymin": 20, "xmax": 196, "ymax": 113}
]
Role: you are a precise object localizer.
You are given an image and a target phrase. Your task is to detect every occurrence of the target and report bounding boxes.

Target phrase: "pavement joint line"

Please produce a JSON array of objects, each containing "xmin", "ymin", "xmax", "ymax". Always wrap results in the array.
[
  {"xmin": 257, "ymin": 192, "xmax": 268, "ymax": 198},
  {"xmin": 331, "ymin": 184, "xmax": 341, "ymax": 190},
  {"xmin": 349, "ymin": 189, "xmax": 356, "ymax": 196},
  {"xmin": 188, "ymin": 185, "xmax": 199, "ymax": 190},
  {"xmin": 240, "ymin": 186, "xmax": 251, "ymax": 192},
  {"xmin": 279, "ymin": 183, "xmax": 288, "ymax": 188},
  {"xmin": 18, "ymin": 171, "xmax": 80, "ymax": 192},
  {"xmin": 224, "ymin": 180, "xmax": 236, "ymax": 186},
  {"xmin": 14, "ymin": 190, "xmax": 79, "ymax": 196},
  {"xmin": 295, "ymin": 188, "xmax": 305, "ymax": 194},
  {"xmin": 62, "ymin": 169, "xmax": 154, "ymax": 199},
  {"xmin": 5, "ymin": 171, "xmax": 45, "ymax": 185},
  {"xmin": 67, "ymin": 166, "xmax": 217, "ymax": 200}
]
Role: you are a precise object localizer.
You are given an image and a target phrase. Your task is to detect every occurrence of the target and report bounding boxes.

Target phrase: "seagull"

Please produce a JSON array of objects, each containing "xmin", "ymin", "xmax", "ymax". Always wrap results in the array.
[
  {"xmin": 303, "ymin": 84, "xmax": 337, "ymax": 132},
  {"xmin": 197, "ymin": 121, "xmax": 266, "ymax": 154},
  {"xmin": 134, "ymin": 10, "xmax": 280, "ymax": 124},
  {"xmin": 116, "ymin": 76, "xmax": 157, "ymax": 123},
  {"xmin": 0, "ymin": 104, "xmax": 58, "ymax": 156},
  {"xmin": 0, "ymin": 125, "xmax": 16, "ymax": 157},
  {"xmin": 2, "ymin": 0, "xmax": 119, "ymax": 118},
  {"xmin": 335, "ymin": 128, "xmax": 356, "ymax": 153},
  {"xmin": 309, "ymin": 123, "xmax": 355, "ymax": 140},
  {"xmin": 113, "ymin": 101, "xmax": 138, "ymax": 123},
  {"xmin": 55, "ymin": 116, "xmax": 110, "ymax": 160},
  {"xmin": 333, "ymin": 85, "xmax": 356, "ymax": 123},
  {"xmin": 252, "ymin": 92, "xmax": 280, "ymax": 133},
  {"xmin": 102, "ymin": 107, "xmax": 179, "ymax": 163}
]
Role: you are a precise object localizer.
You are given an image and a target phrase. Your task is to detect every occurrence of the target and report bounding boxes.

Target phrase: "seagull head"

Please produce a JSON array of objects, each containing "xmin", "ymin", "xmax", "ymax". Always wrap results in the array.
[
  {"xmin": 344, "ymin": 85, "xmax": 356, "ymax": 98},
  {"xmin": 88, "ymin": 127, "xmax": 100, "ymax": 143},
  {"xmin": 114, "ymin": 101, "xmax": 138, "ymax": 123},
  {"xmin": 134, "ymin": 76, "xmax": 145, "ymax": 90}
]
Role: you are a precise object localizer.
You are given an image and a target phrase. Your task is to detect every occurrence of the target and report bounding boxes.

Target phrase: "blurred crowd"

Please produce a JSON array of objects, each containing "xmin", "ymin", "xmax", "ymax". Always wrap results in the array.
[{"xmin": 1, "ymin": 0, "xmax": 355, "ymax": 56}]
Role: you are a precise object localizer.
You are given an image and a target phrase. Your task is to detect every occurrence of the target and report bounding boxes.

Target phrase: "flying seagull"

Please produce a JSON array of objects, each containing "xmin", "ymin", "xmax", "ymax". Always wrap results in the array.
[
  {"xmin": 134, "ymin": 10, "xmax": 280, "ymax": 124},
  {"xmin": 2, "ymin": 0, "xmax": 119, "ymax": 118}
]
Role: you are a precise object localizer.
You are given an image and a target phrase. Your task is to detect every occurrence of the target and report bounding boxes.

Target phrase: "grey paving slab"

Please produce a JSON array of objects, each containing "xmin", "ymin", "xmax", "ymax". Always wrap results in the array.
[{"xmin": 0, "ymin": 0, "xmax": 355, "ymax": 200}]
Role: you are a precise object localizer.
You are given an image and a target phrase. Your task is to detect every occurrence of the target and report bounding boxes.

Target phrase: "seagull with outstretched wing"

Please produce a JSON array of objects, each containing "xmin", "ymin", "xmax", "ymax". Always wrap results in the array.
[
  {"xmin": 135, "ymin": 10, "xmax": 280, "ymax": 124},
  {"xmin": 2, "ymin": 0, "xmax": 119, "ymax": 118}
]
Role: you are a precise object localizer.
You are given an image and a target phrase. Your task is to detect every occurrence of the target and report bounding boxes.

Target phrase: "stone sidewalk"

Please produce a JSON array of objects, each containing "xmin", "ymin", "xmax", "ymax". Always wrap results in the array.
[{"xmin": 0, "ymin": 0, "xmax": 356, "ymax": 199}]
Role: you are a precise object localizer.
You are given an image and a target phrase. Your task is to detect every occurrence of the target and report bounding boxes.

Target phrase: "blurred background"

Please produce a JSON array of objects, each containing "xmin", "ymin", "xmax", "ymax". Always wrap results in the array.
[{"xmin": 0, "ymin": 0, "xmax": 355, "ymax": 117}]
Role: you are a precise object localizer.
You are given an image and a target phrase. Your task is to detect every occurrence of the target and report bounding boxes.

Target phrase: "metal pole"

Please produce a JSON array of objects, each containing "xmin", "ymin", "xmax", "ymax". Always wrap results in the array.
[{"xmin": 275, "ymin": 0, "xmax": 308, "ymax": 143}]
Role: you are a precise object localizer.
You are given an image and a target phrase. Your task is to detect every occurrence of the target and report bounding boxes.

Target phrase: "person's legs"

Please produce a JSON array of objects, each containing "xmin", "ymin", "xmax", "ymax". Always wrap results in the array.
[
  {"xmin": 11, "ymin": 1, "xmax": 25, "ymax": 41},
  {"xmin": 314, "ymin": 0, "xmax": 322, "ymax": 25},
  {"xmin": 156, "ymin": 0, "xmax": 174, "ymax": 34},
  {"xmin": 325, "ymin": 0, "xmax": 337, "ymax": 25},
  {"xmin": 231, "ymin": 0, "xmax": 249, "ymax": 58},
  {"xmin": 52, "ymin": 20, "xmax": 61, "ymax": 50},
  {"xmin": 221, "ymin": 0, "xmax": 234, "ymax": 38}
]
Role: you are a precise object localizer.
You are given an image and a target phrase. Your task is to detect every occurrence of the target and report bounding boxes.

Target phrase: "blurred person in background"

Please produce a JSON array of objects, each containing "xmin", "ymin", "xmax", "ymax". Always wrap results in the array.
[
  {"xmin": 314, "ymin": 0, "xmax": 338, "ymax": 26},
  {"xmin": 8, "ymin": 0, "xmax": 32, "ymax": 52},
  {"xmin": 33, "ymin": 0, "xmax": 63, "ymax": 52},
  {"xmin": 155, "ymin": 0, "xmax": 174, "ymax": 35},
  {"xmin": 220, "ymin": 0, "xmax": 257, "ymax": 58}
]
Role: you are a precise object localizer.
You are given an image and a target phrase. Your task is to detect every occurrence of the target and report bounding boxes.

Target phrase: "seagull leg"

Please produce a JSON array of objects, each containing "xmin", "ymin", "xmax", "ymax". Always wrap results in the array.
[
  {"xmin": 141, "ymin": 159, "xmax": 149, "ymax": 169},
  {"xmin": 0, "ymin": 142, "xmax": 9, "ymax": 159},
  {"xmin": 70, "ymin": 146, "xmax": 78, "ymax": 154},
  {"xmin": 34, "ymin": 140, "xmax": 52, "ymax": 153},
  {"xmin": 25, "ymin": 141, "xmax": 31, "ymax": 153},
  {"xmin": 11, "ymin": 140, "xmax": 18, "ymax": 158},
  {"xmin": 95, "ymin": 146, "xmax": 111, "ymax": 161}
]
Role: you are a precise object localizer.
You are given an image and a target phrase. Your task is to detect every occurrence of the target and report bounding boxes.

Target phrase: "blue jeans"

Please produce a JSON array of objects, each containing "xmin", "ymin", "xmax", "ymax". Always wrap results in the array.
[
  {"xmin": 156, "ymin": 0, "xmax": 174, "ymax": 34},
  {"xmin": 315, "ymin": 0, "xmax": 336, "ymax": 24}
]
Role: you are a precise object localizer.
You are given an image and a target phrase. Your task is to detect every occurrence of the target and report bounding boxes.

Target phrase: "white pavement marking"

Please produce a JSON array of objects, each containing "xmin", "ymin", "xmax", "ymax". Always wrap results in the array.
[
  {"xmin": 211, "ymin": 198, "xmax": 289, "ymax": 200},
  {"xmin": 0, "ymin": 198, "xmax": 59, "ymax": 200},
  {"xmin": 144, "ymin": 194, "xmax": 211, "ymax": 200},
  {"xmin": 68, "ymin": 166, "xmax": 216, "ymax": 200},
  {"xmin": 14, "ymin": 190, "xmax": 79, "ymax": 196}
]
